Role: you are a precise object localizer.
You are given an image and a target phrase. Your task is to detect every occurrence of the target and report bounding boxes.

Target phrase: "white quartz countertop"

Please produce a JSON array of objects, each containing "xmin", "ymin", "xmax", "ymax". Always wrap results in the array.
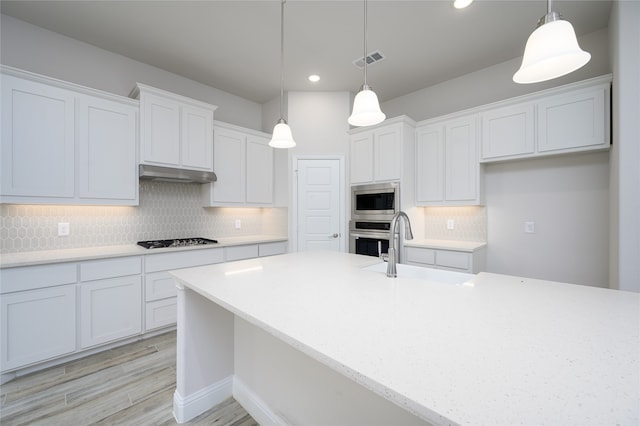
[
  {"xmin": 404, "ymin": 239, "xmax": 486, "ymax": 252},
  {"xmin": 0, "ymin": 235, "xmax": 288, "ymax": 268},
  {"xmin": 170, "ymin": 250, "xmax": 640, "ymax": 426}
]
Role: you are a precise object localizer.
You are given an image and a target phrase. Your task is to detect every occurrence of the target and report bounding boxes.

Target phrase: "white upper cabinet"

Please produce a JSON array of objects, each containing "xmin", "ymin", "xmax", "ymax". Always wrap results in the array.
[
  {"xmin": 480, "ymin": 103, "xmax": 535, "ymax": 161},
  {"xmin": 1, "ymin": 73, "xmax": 76, "ymax": 200},
  {"xmin": 349, "ymin": 116, "xmax": 415, "ymax": 185},
  {"xmin": 416, "ymin": 114, "xmax": 482, "ymax": 206},
  {"xmin": 78, "ymin": 95, "xmax": 138, "ymax": 203},
  {"xmin": 480, "ymin": 75, "xmax": 611, "ymax": 163},
  {"xmin": 1, "ymin": 66, "xmax": 139, "ymax": 205},
  {"xmin": 203, "ymin": 121, "xmax": 273, "ymax": 206},
  {"xmin": 133, "ymin": 83, "xmax": 216, "ymax": 171}
]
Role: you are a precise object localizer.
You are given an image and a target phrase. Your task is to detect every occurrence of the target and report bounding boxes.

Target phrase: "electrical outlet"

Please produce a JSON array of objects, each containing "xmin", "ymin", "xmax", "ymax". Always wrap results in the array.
[
  {"xmin": 446, "ymin": 219, "xmax": 455, "ymax": 230},
  {"xmin": 58, "ymin": 222, "xmax": 70, "ymax": 236},
  {"xmin": 235, "ymin": 219, "xmax": 241, "ymax": 229},
  {"xmin": 524, "ymin": 221, "xmax": 535, "ymax": 234}
]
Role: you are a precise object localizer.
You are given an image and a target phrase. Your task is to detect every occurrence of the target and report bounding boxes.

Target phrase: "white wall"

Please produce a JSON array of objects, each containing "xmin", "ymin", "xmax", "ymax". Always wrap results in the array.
[
  {"xmin": 608, "ymin": 1, "xmax": 640, "ymax": 292},
  {"xmin": 381, "ymin": 28, "xmax": 610, "ymax": 122},
  {"xmin": 485, "ymin": 152, "xmax": 610, "ymax": 287},
  {"xmin": 0, "ymin": 14, "xmax": 262, "ymax": 130},
  {"xmin": 285, "ymin": 92, "xmax": 352, "ymax": 248}
]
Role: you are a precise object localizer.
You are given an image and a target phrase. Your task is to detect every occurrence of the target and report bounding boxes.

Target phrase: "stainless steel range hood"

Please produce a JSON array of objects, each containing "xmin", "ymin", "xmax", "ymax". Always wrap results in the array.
[{"xmin": 139, "ymin": 164, "xmax": 217, "ymax": 184}]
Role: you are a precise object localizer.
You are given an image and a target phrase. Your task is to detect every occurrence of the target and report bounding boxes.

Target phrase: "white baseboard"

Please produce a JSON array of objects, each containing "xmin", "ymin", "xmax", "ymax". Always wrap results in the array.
[
  {"xmin": 233, "ymin": 376, "xmax": 290, "ymax": 426},
  {"xmin": 173, "ymin": 375, "xmax": 233, "ymax": 423}
]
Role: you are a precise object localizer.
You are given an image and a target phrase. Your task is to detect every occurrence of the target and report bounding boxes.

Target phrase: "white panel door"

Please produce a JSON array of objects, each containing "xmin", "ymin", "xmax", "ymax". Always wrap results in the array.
[
  {"xmin": 80, "ymin": 276, "xmax": 142, "ymax": 349},
  {"xmin": 140, "ymin": 92, "xmax": 180, "ymax": 166},
  {"xmin": 212, "ymin": 127, "xmax": 245, "ymax": 203},
  {"xmin": 1, "ymin": 285, "xmax": 76, "ymax": 371},
  {"xmin": 78, "ymin": 95, "xmax": 138, "ymax": 203},
  {"xmin": 445, "ymin": 116, "xmax": 478, "ymax": 202},
  {"xmin": 181, "ymin": 104, "xmax": 214, "ymax": 171},
  {"xmin": 1, "ymin": 74, "xmax": 75, "ymax": 199},
  {"xmin": 415, "ymin": 125, "xmax": 444, "ymax": 203},
  {"xmin": 297, "ymin": 159, "xmax": 341, "ymax": 252}
]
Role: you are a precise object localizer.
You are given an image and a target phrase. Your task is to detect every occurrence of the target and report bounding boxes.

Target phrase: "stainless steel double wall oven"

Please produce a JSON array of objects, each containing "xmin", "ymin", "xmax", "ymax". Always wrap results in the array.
[{"xmin": 349, "ymin": 182, "xmax": 399, "ymax": 257}]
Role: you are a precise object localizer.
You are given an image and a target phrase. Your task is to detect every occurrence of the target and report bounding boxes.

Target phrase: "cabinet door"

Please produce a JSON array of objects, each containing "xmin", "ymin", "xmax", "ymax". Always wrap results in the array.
[
  {"xmin": 415, "ymin": 125, "xmax": 444, "ymax": 203},
  {"xmin": 212, "ymin": 127, "xmax": 245, "ymax": 203},
  {"xmin": 374, "ymin": 126, "xmax": 401, "ymax": 182},
  {"xmin": 140, "ymin": 92, "xmax": 180, "ymax": 166},
  {"xmin": 350, "ymin": 133, "xmax": 374, "ymax": 184},
  {"xmin": 445, "ymin": 116, "xmax": 478, "ymax": 202},
  {"xmin": 181, "ymin": 104, "xmax": 214, "ymax": 171},
  {"xmin": 537, "ymin": 86, "xmax": 607, "ymax": 153},
  {"xmin": 78, "ymin": 95, "xmax": 138, "ymax": 203},
  {"xmin": 481, "ymin": 103, "xmax": 535, "ymax": 161},
  {"xmin": 246, "ymin": 134, "xmax": 273, "ymax": 204},
  {"xmin": 80, "ymin": 276, "xmax": 142, "ymax": 349},
  {"xmin": 1, "ymin": 74, "xmax": 75, "ymax": 199},
  {"xmin": 1, "ymin": 285, "xmax": 76, "ymax": 371}
]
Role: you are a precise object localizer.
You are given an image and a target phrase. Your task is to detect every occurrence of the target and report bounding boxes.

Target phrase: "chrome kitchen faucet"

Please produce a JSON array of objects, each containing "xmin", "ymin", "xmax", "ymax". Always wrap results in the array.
[{"xmin": 386, "ymin": 211, "xmax": 413, "ymax": 278}]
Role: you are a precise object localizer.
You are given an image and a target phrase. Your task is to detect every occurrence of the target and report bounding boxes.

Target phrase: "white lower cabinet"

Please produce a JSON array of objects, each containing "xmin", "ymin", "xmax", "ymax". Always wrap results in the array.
[
  {"xmin": 258, "ymin": 241, "xmax": 287, "ymax": 257},
  {"xmin": 143, "ymin": 247, "xmax": 224, "ymax": 331},
  {"xmin": 80, "ymin": 276, "xmax": 142, "ymax": 349},
  {"xmin": 79, "ymin": 257, "xmax": 142, "ymax": 349},
  {"xmin": 405, "ymin": 246, "xmax": 486, "ymax": 273},
  {"xmin": 1, "ymin": 285, "xmax": 76, "ymax": 371}
]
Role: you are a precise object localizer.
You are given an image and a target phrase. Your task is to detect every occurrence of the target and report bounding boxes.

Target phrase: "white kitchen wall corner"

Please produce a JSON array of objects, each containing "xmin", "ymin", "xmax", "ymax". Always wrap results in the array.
[
  {"xmin": 348, "ymin": 115, "xmax": 416, "ymax": 185},
  {"xmin": 1, "ymin": 66, "xmax": 139, "ymax": 206},
  {"xmin": 203, "ymin": 121, "xmax": 274, "ymax": 207},
  {"xmin": 480, "ymin": 74, "xmax": 612, "ymax": 163},
  {"xmin": 130, "ymin": 83, "xmax": 217, "ymax": 171}
]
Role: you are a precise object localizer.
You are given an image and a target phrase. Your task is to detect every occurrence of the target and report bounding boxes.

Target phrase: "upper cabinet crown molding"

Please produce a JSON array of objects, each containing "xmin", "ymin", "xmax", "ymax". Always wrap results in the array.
[
  {"xmin": 1, "ymin": 66, "xmax": 139, "ymax": 206},
  {"xmin": 131, "ymin": 83, "xmax": 217, "ymax": 172}
]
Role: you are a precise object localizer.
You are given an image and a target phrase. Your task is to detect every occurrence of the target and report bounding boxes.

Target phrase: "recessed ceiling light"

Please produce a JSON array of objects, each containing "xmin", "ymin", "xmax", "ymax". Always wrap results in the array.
[
  {"xmin": 453, "ymin": 0, "xmax": 473, "ymax": 9},
  {"xmin": 308, "ymin": 74, "xmax": 320, "ymax": 83}
]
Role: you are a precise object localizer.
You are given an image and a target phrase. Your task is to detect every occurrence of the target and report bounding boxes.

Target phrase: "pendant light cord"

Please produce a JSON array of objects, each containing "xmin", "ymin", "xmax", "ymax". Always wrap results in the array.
[
  {"xmin": 279, "ymin": 0, "xmax": 285, "ymax": 120},
  {"xmin": 363, "ymin": 0, "xmax": 368, "ymax": 88}
]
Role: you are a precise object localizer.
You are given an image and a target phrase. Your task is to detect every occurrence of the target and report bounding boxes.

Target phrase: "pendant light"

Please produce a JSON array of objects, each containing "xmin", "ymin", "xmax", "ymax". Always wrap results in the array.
[
  {"xmin": 513, "ymin": 0, "xmax": 590, "ymax": 84},
  {"xmin": 348, "ymin": 0, "xmax": 385, "ymax": 127},
  {"xmin": 269, "ymin": 0, "xmax": 296, "ymax": 148}
]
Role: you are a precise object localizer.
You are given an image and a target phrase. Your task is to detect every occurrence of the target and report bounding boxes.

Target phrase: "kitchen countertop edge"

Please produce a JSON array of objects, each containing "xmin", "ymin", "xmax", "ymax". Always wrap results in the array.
[
  {"xmin": 404, "ymin": 238, "xmax": 486, "ymax": 252},
  {"xmin": 0, "ymin": 235, "xmax": 288, "ymax": 268}
]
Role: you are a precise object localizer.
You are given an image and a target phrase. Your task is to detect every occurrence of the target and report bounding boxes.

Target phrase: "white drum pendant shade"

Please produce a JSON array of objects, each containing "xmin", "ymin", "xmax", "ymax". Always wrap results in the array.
[
  {"xmin": 269, "ymin": 120, "xmax": 296, "ymax": 149},
  {"xmin": 514, "ymin": 19, "xmax": 591, "ymax": 84},
  {"xmin": 348, "ymin": 87, "xmax": 386, "ymax": 127}
]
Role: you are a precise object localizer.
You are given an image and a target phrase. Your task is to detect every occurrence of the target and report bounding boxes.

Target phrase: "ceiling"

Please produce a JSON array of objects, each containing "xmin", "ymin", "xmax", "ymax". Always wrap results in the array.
[{"xmin": 0, "ymin": 1, "xmax": 612, "ymax": 104}]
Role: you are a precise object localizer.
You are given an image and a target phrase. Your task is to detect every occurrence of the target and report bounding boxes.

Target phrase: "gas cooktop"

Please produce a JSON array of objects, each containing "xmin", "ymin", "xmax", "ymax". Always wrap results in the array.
[{"xmin": 137, "ymin": 238, "xmax": 218, "ymax": 249}]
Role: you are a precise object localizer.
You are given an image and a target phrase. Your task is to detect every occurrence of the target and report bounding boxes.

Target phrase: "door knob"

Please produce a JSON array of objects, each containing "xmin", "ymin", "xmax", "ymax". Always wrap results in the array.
[{"xmin": 329, "ymin": 233, "xmax": 339, "ymax": 238}]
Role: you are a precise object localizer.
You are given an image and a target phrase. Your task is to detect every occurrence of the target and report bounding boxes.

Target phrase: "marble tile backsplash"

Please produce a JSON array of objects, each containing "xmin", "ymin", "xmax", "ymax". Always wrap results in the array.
[
  {"xmin": 0, "ymin": 181, "xmax": 288, "ymax": 253},
  {"xmin": 423, "ymin": 206, "xmax": 487, "ymax": 242}
]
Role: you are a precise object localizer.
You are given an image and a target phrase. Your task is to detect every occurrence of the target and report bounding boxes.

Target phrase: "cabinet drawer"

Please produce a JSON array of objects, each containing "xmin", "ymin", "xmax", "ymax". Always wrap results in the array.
[
  {"xmin": 405, "ymin": 247, "xmax": 435, "ymax": 266},
  {"xmin": 80, "ymin": 257, "xmax": 142, "ymax": 281},
  {"xmin": 225, "ymin": 245, "xmax": 259, "ymax": 262},
  {"xmin": 0, "ymin": 263, "xmax": 77, "ymax": 294},
  {"xmin": 145, "ymin": 247, "xmax": 224, "ymax": 273},
  {"xmin": 258, "ymin": 241, "xmax": 287, "ymax": 257},
  {"xmin": 145, "ymin": 298, "xmax": 177, "ymax": 331},
  {"xmin": 436, "ymin": 250, "xmax": 470, "ymax": 271},
  {"xmin": 145, "ymin": 271, "xmax": 177, "ymax": 302}
]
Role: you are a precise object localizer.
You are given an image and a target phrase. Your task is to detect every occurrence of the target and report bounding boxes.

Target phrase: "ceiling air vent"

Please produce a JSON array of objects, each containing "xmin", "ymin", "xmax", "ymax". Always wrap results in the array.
[{"xmin": 353, "ymin": 50, "xmax": 386, "ymax": 69}]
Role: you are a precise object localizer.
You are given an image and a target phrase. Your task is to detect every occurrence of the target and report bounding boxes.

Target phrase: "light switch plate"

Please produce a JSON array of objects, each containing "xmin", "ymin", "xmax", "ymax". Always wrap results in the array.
[
  {"xmin": 58, "ymin": 222, "xmax": 70, "ymax": 236},
  {"xmin": 524, "ymin": 221, "xmax": 535, "ymax": 234},
  {"xmin": 235, "ymin": 219, "xmax": 241, "ymax": 229},
  {"xmin": 447, "ymin": 219, "xmax": 455, "ymax": 230}
]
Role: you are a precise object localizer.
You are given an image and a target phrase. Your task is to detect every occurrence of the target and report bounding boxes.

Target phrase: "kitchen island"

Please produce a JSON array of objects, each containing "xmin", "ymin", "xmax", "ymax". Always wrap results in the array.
[{"xmin": 170, "ymin": 251, "xmax": 639, "ymax": 425}]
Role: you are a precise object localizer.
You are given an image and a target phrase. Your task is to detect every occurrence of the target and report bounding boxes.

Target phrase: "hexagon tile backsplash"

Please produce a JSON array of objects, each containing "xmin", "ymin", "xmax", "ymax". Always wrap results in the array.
[{"xmin": 0, "ymin": 181, "xmax": 287, "ymax": 253}]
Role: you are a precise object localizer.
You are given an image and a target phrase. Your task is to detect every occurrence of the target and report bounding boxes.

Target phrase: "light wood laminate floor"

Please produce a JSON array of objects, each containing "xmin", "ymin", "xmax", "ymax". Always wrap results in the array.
[{"xmin": 0, "ymin": 331, "xmax": 258, "ymax": 426}]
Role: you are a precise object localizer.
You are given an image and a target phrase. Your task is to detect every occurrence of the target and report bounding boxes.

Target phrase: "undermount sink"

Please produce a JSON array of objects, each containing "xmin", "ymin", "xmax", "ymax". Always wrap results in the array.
[{"xmin": 363, "ymin": 262, "xmax": 475, "ymax": 285}]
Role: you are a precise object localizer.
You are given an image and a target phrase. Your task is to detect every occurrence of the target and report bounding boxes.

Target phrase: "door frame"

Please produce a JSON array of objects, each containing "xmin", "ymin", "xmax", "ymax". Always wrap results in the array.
[{"xmin": 291, "ymin": 155, "xmax": 346, "ymax": 253}]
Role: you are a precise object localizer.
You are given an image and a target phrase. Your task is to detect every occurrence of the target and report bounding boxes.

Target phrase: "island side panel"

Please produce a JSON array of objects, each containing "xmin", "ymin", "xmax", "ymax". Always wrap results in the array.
[
  {"xmin": 174, "ymin": 283, "xmax": 234, "ymax": 423},
  {"xmin": 233, "ymin": 317, "xmax": 432, "ymax": 426}
]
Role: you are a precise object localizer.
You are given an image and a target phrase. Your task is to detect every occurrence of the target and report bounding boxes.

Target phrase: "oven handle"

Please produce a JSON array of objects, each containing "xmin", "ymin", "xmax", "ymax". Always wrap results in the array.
[{"xmin": 349, "ymin": 231, "xmax": 391, "ymax": 240}]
